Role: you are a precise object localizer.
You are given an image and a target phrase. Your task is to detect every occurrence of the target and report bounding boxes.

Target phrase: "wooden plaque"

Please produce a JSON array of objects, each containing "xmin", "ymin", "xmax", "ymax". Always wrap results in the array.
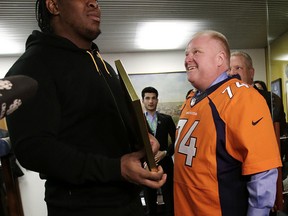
[{"xmin": 115, "ymin": 60, "xmax": 157, "ymax": 171}]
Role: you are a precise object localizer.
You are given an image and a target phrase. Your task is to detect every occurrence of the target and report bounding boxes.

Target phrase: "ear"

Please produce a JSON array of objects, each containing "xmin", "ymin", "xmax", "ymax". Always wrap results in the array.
[
  {"xmin": 46, "ymin": 0, "xmax": 59, "ymax": 15},
  {"xmin": 249, "ymin": 68, "xmax": 255, "ymax": 81},
  {"xmin": 216, "ymin": 51, "xmax": 225, "ymax": 67}
]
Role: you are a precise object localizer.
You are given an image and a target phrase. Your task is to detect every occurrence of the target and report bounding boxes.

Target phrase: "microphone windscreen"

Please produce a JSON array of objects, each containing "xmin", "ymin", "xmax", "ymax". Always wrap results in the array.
[{"xmin": 0, "ymin": 75, "xmax": 38, "ymax": 119}]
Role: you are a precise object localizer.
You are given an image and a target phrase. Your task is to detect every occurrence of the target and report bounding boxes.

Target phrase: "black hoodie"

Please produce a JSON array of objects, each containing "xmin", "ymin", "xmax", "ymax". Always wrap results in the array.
[{"xmin": 5, "ymin": 30, "xmax": 141, "ymax": 208}]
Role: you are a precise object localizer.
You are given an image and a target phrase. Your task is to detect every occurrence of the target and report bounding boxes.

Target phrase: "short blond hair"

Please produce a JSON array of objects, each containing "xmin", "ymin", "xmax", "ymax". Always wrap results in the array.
[{"xmin": 190, "ymin": 30, "xmax": 230, "ymax": 58}]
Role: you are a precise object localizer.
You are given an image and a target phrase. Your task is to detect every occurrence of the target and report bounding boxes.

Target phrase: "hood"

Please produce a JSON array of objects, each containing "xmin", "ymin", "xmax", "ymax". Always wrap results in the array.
[{"xmin": 26, "ymin": 30, "xmax": 100, "ymax": 53}]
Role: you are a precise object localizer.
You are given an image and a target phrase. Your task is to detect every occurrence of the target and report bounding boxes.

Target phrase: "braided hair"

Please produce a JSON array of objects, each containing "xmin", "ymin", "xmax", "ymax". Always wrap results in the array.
[{"xmin": 35, "ymin": 0, "xmax": 53, "ymax": 33}]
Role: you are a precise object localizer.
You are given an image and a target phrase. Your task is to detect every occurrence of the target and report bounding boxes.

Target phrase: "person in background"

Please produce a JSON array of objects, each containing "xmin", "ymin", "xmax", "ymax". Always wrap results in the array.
[
  {"xmin": 254, "ymin": 80, "xmax": 268, "ymax": 91},
  {"xmin": 174, "ymin": 30, "xmax": 282, "ymax": 216},
  {"xmin": 229, "ymin": 51, "xmax": 286, "ymax": 136},
  {"xmin": 253, "ymin": 80, "xmax": 288, "ymax": 192},
  {"xmin": 141, "ymin": 86, "xmax": 176, "ymax": 216},
  {"xmin": 4, "ymin": 0, "xmax": 166, "ymax": 216},
  {"xmin": 253, "ymin": 80, "xmax": 287, "ymax": 137},
  {"xmin": 229, "ymin": 51, "xmax": 286, "ymax": 214},
  {"xmin": 229, "ymin": 51, "xmax": 254, "ymax": 85}
]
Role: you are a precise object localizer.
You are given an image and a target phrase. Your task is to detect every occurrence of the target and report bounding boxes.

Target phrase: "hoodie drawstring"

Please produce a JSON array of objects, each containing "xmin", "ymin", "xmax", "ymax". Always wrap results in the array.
[
  {"xmin": 97, "ymin": 51, "xmax": 111, "ymax": 76},
  {"xmin": 86, "ymin": 50, "xmax": 111, "ymax": 76}
]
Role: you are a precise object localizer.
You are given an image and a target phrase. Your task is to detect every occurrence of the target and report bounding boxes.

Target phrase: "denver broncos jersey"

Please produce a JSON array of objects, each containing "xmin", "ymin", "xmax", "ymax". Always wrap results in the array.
[{"xmin": 174, "ymin": 77, "xmax": 282, "ymax": 216}]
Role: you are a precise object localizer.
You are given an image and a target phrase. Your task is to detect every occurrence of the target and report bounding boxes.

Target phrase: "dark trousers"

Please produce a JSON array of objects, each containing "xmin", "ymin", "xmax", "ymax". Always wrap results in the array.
[
  {"xmin": 144, "ymin": 157, "xmax": 174, "ymax": 216},
  {"xmin": 47, "ymin": 196, "xmax": 145, "ymax": 216}
]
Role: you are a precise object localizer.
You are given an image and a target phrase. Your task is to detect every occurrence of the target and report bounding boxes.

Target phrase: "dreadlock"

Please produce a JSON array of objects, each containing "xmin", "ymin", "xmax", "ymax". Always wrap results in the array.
[{"xmin": 35, "ymin": 0, "xmax": 53, "ymax": 33}]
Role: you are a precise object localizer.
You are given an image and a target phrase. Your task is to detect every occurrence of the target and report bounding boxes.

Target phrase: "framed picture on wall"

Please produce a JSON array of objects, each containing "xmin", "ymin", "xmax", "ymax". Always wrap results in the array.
[
  {"xmin": 271, "ymin": 78, "xmax": 282, "ymax": 99},
  {"xmin": 129, "ymin": 71, "xmax": 193, "ymax": 124}
]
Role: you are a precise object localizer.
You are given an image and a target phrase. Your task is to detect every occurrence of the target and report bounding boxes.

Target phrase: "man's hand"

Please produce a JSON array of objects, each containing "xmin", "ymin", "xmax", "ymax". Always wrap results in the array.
[
  {"xmin": 154, "ymin": 150, "xmax": 166, "ymax": 163},
  {"xmin": 121, "ymin": 150, "xmax": 167, "ymax": 189}
]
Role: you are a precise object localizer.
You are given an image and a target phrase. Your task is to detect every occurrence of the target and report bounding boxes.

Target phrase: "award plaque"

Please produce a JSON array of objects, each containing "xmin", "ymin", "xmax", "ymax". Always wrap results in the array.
[{"xmin": 115, "ymin": 60, "xmax": 157, "ymax": 171}]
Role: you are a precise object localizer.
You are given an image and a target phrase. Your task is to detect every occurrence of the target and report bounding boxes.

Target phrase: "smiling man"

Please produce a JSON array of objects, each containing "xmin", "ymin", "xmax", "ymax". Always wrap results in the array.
[{"xmin": 174, "ymin": 30, "xmax": 282, "ymax": 216}]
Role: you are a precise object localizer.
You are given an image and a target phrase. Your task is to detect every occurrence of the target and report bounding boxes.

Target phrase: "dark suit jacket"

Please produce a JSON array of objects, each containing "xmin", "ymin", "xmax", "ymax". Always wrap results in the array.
[
  {"xmin": 254, "ymin": 87, "xmax": 286, "ymax": 136},
  {"xmin": 154, "ymin": 113, "xmax": 176, "ymax": 157}
]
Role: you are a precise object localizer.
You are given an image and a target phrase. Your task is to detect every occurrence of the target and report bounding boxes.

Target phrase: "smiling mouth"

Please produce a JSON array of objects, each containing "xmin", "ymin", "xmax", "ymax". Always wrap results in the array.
[{"xmin": 187, "ymin": 66, "xmax": 197, "ymax": 71}]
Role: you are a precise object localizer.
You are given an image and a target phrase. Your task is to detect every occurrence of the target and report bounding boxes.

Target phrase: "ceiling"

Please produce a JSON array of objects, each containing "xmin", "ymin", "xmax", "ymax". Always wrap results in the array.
[{"xmin": 1, "ymin": 0, "xmax": 288, "ymax": 55}]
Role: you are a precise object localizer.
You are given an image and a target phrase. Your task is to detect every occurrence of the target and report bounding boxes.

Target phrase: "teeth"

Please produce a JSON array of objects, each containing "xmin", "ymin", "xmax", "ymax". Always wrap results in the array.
[{"xmin": 188, "ymin": 66, "xmax": 197, "ymax": 70}]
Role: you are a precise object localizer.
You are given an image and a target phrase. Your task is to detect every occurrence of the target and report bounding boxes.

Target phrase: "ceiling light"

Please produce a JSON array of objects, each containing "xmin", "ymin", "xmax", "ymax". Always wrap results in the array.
[
  {"xmin": 135, "ymin": 21, "xmax": 199, "ymax": 50},
  {"xmin": 273, "ymin": 54, "xmax": 288, "ymax": 61}
]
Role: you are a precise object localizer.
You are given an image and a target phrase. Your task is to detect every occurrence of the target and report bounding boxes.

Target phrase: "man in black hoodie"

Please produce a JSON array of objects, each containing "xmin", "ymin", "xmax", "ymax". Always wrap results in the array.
[{"xmin": 5, "ymin": 0, "xmax": 166, "ymax": 216}]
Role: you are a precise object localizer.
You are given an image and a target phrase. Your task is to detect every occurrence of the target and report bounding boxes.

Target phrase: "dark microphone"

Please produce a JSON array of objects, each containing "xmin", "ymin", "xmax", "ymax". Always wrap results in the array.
[{"xmin": 0, "ymin": 75, "xmax": 38, "ymax": 119}]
